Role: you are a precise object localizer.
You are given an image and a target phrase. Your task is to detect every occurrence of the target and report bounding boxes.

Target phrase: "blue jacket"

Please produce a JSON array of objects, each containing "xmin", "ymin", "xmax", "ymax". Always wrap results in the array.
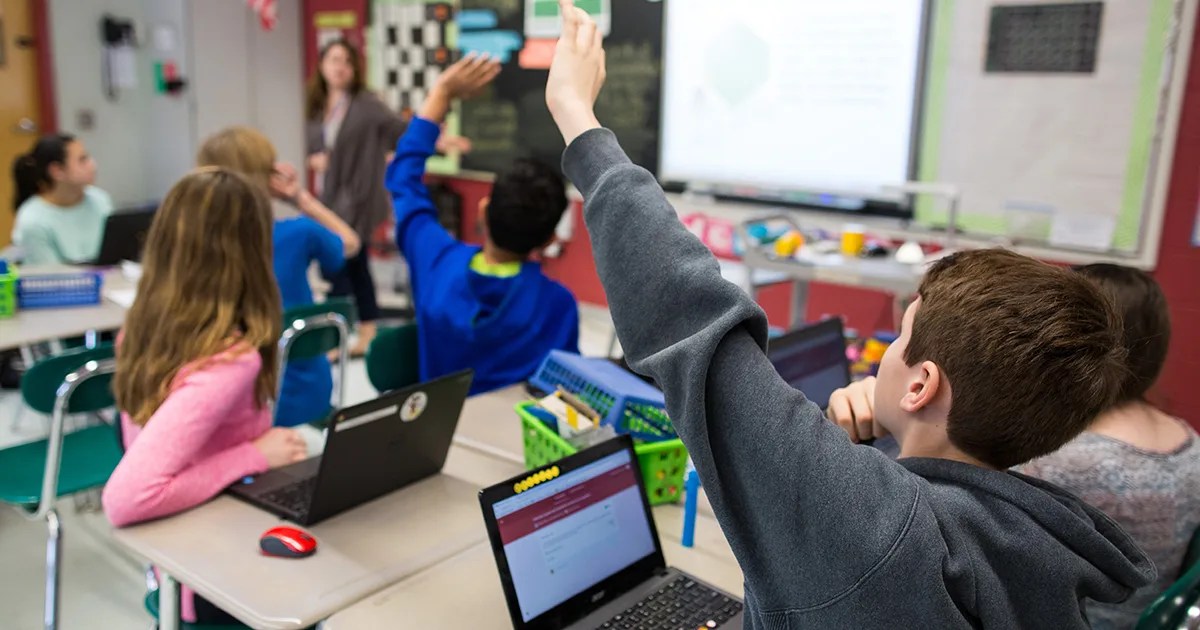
[
  {"xmin": 385, "ymin": 117, "xmax": 579, "ymax": 395},
  {"xmin": 273, "ymin": 217, "xmax": 344, "ymax": 426}
]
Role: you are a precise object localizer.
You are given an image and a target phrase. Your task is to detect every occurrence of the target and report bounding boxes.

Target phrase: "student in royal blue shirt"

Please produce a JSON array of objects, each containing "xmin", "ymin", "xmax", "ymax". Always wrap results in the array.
[
  {"xmin": 197, "ymin": 127, "xmax": 361, "ymax": 427},
  {"xmin": 385, "ymin": 54, "xmax": 579, "ymax": 395}
]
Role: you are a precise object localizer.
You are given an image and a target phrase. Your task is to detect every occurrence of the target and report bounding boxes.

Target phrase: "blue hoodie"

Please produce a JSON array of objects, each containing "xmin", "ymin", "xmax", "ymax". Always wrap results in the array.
[{"xmin": 385, "ymin": 117, "xmax": 579, "ymax": 395}]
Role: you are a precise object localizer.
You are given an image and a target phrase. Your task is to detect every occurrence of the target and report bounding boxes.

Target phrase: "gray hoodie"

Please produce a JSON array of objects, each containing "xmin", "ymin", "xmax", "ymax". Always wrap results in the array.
[{"xmin": 562, "ymin": 128, "xmax": 1155, "ymax": 629}]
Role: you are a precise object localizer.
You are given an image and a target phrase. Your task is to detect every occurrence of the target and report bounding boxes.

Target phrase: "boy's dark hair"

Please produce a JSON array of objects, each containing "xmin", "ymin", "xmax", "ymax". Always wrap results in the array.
[
  {"xmin": 904, "ymin": 249, "xmax": 1127, "ymax": 469},
  {"xmin": 1074, "ymin": 263, "xmax": 1170, "ymax": 404},
  {"xmin": 487, "ymin": 158, "xmax": 568, "ymax": 256}
]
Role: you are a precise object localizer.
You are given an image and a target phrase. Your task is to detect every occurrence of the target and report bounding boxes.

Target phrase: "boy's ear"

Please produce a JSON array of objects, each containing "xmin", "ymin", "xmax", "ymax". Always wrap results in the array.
[
  {"xmin": 899, "ymin": 360, "xmax": 942, "ymax": 414},
  {"xmin": 478, "ymin": 196, "xmax": 489, "ymax": 219}
]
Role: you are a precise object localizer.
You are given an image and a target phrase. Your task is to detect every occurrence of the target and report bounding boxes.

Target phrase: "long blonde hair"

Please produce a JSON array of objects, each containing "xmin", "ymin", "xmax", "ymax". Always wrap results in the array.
[
  {"xmin": 115, "ymin": 168, "xmax": 281, "ymax": 425},
  {"xmin": 195, "ymin": 126, "xmax": 277, "ymax": 192}
]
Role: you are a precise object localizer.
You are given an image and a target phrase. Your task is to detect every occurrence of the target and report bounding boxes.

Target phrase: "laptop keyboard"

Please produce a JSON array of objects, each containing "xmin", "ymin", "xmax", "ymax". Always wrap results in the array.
[
  {"xmin": 595, "ymin": 576, "xmax": 743, "ymax": 630},
  {"xmin": 260, "ymin": 477, "xmax": 316, "ymax": 516}
]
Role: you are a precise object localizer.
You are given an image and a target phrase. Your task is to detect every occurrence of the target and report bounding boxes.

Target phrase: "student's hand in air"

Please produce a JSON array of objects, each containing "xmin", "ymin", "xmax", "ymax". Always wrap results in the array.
[
  {"xmin": 546, "ymin": 0, "xmax": 606, "ymax": 145},
  {"xmin": 270, "ymin": 162, "xmax": 301, "ymax": 201},
  {"xmin": 307, "ymin": 152, "xmax": 329, "ymax": 174},
  {"xmin": 252, "ymin": 428, "xmax": 308, "ymax": 468},
  {"xmin": 433, "ymin": 53, "xmax": 502, "ymax": 101},
  {"xmin": 826, "ymin": 377, "xmax": 888, "ymax": 443}
]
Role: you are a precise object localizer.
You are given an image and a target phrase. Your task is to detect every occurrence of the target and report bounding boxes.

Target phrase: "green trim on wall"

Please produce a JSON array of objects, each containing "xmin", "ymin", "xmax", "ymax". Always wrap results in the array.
[
  {"xmin": 915, "ymin": 0, "xmax": 954, "ymax": 225},
  {"xmin": 1113, "ymin": 0, "xmax": 1175, "ymax": 251}
]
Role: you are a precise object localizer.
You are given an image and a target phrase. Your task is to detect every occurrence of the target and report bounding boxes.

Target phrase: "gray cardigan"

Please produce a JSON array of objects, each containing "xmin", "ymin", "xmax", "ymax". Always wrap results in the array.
[
  {"xmin": 562, "ymin": 128, "xmax": 1155, "ymax": 630},
  {"xmin": 307, "ymin": 92, "xmax": 408, "ymax": 241}
]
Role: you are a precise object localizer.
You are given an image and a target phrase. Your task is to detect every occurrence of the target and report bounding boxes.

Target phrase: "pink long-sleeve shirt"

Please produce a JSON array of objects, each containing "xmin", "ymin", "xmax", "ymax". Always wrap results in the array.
[{"xmin": 102, "ymin": 346, "xmax": 272, "ymax": 623}]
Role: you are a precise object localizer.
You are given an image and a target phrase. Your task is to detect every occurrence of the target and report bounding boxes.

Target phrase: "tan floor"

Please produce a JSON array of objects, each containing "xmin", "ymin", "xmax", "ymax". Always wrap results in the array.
[{"xmin": 0, "ymin": 304, "xmax": 624, "ymax": 629}]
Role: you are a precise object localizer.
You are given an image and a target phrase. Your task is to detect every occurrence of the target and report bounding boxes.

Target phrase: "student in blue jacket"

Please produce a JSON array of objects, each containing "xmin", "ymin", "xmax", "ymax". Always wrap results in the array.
[{"xmin": 386, "ymin": 54, "xmax": 579, "ymax": 395}]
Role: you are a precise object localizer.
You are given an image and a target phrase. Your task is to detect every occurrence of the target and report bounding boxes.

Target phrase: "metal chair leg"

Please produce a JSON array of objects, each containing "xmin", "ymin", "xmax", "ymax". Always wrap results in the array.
[{"xmin": 44, "ymin": 509, "xmax": 62, "ymax": 630}]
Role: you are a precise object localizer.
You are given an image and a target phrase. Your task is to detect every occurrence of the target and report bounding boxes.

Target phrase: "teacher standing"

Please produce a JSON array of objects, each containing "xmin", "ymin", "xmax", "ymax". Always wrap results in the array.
[{"xmin": 305, "ymin": 39, "xmax": 466, "ymax": 355}]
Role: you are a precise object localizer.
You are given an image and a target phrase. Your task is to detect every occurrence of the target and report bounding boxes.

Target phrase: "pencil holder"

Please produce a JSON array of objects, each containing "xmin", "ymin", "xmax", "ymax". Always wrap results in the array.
[{"xmin": 516, "ymin": 401, "xmax": 688, "ymax": 505}]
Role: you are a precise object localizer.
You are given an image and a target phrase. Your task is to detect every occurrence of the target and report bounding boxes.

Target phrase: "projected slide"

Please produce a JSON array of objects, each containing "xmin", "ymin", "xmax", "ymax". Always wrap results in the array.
[{"xmin": 660, "ymin": 0, "xmax": 926, "ymax": 204}]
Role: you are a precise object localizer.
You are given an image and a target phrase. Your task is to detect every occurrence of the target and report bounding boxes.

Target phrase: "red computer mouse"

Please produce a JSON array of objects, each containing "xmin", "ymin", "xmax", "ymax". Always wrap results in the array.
[{"xmin": 259, "ymin": 526, "xmax": 317, "ymax": 559}]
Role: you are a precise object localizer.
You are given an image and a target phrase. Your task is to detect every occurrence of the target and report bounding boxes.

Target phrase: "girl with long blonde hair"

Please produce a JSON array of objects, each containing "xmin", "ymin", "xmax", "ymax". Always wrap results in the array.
[
  {"xmin": 196, "ymin": 126, "xmax": 359, "ymax": 426},
  {"xmin": 102, "ymin": 168, "xmax": 307, "ymax": 625}
]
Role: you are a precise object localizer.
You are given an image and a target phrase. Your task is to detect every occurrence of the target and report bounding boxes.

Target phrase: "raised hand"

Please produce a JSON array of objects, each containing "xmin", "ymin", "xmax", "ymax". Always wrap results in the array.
[
  {"xmin": 433, "ymin": 53, "xmax": 502, "ymax": 101},
  {"xmin": 546, "ymin": 0, "xmax": 606, "ymax": 144}
]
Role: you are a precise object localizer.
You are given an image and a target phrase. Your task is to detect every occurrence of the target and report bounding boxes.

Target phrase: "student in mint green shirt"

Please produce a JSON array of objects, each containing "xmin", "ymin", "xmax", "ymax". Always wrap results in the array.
[{"xmin": 11, "ymin": 134, "xmax": 113, "ymax": 264}]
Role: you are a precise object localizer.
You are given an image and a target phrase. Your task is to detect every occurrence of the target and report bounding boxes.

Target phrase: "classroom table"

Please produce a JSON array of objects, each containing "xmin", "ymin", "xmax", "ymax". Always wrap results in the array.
[
  {"xmin": 452, "ymin": 385, "xmax": 530, "ymax": 463},
  {"xmin": 109, "ymin": 452, "xmax": 509, "ymax": 630},
  {"xmin": 0, "ymin": 265, "xmax": 132, "ymax": 351},
  {"xmin": 321, "ymin": 519, "xmax": 745, "ymax": 630}
]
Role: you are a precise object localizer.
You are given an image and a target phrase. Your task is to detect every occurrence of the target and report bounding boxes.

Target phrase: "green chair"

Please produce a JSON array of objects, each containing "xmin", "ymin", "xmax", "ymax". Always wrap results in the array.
[
  {"xmin": 1136, "ymin": 527, "xmax": 1200, "ymax": 629},
  {"xmin": 278, "ymin": 299, "xmax": 356, "ymax": 421},
  {"xmin": 365, "ymin": 323, "xmax": 420, "ymax": 393},
  {"xmin": 0, "ymin": 344, "xmax": 122, "ymax": 630}
]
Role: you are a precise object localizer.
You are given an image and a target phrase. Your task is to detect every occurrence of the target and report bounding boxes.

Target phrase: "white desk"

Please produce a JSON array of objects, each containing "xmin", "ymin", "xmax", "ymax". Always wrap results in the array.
[
  {"xmin": 110, "ymin": 470, "xmax": 492, "ymax": 630},
  {"xmin": 0, "ymin": 265, "xmax": 132, "ymax": 351},
  {"xmin": 321, "ymin": 513, "xmax": 745, "ymax": 630}
]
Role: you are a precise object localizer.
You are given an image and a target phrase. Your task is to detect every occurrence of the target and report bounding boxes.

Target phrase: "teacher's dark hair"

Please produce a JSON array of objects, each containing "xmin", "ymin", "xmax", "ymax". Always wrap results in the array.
[
  {"xmin": 305, "ymin": 39, "xmax": 366, "ymax": 121},
  {"xmin": 12, "ymin": 133, "xmax": 75, "ymax": 212}
]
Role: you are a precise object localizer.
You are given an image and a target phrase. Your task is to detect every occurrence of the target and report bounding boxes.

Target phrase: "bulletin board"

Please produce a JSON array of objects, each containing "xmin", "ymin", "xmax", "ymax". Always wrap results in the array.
[
  {"xmin": 455, "ymin": 0, "xmax": 663, "ymax": 175},
  {"xmin": 917, "ymin": 0, "xmax": 1186, "ymax": 254}
]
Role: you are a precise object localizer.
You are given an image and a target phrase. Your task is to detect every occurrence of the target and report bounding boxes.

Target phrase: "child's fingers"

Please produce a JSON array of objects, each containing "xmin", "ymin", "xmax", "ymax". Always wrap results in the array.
[
  {"xmin": 559, "ymin": 0, "xmax": 579, "ymax": 46},
  {"xmin": 575, "ymin": 7, "xmax": 596, "ymax": 50},
  {"xmin": 827, "ymin": 395, "xmax": 858, "ymax": 442},
  {"xmin": 592, "ymin": 24, "xmax": 602, "ymax": 55}
]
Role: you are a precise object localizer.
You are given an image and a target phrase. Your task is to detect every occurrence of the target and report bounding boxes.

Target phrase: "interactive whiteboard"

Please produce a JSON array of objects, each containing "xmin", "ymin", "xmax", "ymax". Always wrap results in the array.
[{"xmin": 659, "ymin": 0, "xmax": 928, "ymax": 213}]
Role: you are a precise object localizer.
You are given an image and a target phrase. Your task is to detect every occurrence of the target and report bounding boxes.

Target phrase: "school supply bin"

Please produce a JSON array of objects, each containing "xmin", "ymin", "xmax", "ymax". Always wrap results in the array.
[
  {"xmin": 531, "ymin": 350, "xmax": 669, "ymax": 431},
  {"xmin": 17, "ymin": 271, "xmax": 103, "ymax": 309},
  {"xmin": 0, "ymin": 262, "xmax": 15, "ymax": 318},
  {"xmin": 516, "ymin": 401, "xmax": 688, "ymax": 505}
]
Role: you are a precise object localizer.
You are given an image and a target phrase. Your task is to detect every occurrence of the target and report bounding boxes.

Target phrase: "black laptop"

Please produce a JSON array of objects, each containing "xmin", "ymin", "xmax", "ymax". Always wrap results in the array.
[
  {"xmin": 479, "ymin": 436, "xmax": 744, "ymax": 630},
  {"xmin": 767, "ymin": 317, "xmax": 853, "ymax": 409},
  {"xmin": 229, "ymin": 369, "xmax": 474, "ymax": 526},
  {"xmin": 90, "ymin": 204, "xmax": 157, "ymax": 266},
  {"xmin": 769, "ymin": 317, "xmax": 900, "ymax": 456}
]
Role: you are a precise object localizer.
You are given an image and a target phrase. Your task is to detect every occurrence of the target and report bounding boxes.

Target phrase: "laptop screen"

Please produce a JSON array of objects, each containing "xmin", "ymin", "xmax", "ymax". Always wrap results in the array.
[
  {"xmin": 491, "ymin": 448, "xmax": 658, "ymax": 623},
  {"xmin": 769, "ymin": 320, "xmax": 851, "ymax": 409}
]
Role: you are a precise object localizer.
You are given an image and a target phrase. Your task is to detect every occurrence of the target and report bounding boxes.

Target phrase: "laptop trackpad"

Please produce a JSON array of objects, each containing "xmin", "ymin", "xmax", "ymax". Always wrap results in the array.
[{"xmin": 245, "ymin": 456, "xmax": 322, "ymax": 491}]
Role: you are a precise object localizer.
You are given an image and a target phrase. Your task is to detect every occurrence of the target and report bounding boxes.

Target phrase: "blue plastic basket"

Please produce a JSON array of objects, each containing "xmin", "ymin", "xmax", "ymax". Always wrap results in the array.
[
  {"xmin": 17, "ymin": 272, "xmax": 103, "ymax": 309},
  {"xmin": 531, "ymin": 351, "xmax": 672, "ymax": 435}
]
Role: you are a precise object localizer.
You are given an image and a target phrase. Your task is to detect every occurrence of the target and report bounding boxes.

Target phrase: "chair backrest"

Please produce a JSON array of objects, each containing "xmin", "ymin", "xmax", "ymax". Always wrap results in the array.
[
  {"xmin": 21, "ymin": 344, "xmax": 117, "ymax": 415},
  {"xmin": 365, "ymin": 323, "xmax": 419, "ymax": 393},
  {"xmin": 280, "ymin": 299, "xmax": 357, "ymax": 362},
  {"xmin": 1136, "ymin": 527, "xmax": 1200, "ymax": 630}
]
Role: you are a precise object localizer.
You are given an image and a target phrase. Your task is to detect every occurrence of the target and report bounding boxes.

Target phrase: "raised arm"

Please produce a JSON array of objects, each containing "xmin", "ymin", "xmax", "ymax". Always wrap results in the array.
[
  {"xmin": 272, "ymin": 162, "xmax": 360, "ymax": 258},
  {"xmin": 384, "ymin": 54, "xmax": 499, "ymax": 280},
  {"xmin": 550, "ymin": 1, "xmax": 919, "ymax": 610}
]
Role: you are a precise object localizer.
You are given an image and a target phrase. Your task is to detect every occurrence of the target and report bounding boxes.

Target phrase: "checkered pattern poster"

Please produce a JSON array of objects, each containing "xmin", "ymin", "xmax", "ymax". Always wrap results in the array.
[{"xmin": 369, "ymin": 0, "xmax": 461, "ymax": 174}]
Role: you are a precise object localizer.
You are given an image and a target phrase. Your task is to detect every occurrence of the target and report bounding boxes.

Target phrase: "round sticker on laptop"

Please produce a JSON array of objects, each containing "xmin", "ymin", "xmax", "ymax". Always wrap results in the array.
[{"xmin": 401, "ymin": 391, "xmax": 428, "ymax": 422}]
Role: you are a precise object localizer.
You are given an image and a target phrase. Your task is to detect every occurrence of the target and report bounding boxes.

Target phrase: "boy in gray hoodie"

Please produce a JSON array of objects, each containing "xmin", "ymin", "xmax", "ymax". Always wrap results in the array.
[{"xmin": 544, "ymin": 3, "xmax": 1156, "ymax": 628}]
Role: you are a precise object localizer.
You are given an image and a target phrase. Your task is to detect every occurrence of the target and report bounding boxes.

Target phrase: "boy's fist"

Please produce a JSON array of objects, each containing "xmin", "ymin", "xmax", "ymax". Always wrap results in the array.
[{"xmin": 546, "ymin": 0, "xmax": 606, "ymax": 144}]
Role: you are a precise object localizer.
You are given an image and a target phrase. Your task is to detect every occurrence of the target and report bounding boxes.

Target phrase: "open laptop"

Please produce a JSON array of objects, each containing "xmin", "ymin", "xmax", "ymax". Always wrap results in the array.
[
  {"xmin": 90, "ymin": 204, "xmax": 157, "ymax": 266},
  {"xmin": 228, "ymin": 369, "xmax": 473, "ymax": 526},
  {"xmin": 769, "ymin": 317, "xmax": 900, "ymax": 456},
  {"xmin": 480, "ymin": 436, "xmax": 744, "ymax": 630},
  {"xmin": 767, "ymin": 317, "xmax": 852, "ymax": 410}
]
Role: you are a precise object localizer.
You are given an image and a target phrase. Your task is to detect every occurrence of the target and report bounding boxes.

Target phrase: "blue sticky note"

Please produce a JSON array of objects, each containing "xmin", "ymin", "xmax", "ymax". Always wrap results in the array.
[
  {"xmin": 458, "ymin": 9, "xmax": 499, "ymax": 30},
  {"xmin": 459, "ymin": 30, "xmax": 524, "ymax": 64}
]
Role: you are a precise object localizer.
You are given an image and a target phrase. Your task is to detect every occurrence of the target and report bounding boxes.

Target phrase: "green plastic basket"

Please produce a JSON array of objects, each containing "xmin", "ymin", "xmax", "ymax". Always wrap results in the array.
[
  {"xmin": 516, "ymin": 401, "xmax": 688, "ymax": 505},
  {"xmin": 0, "ymin": 265, "xmax": 16, "ymax": 318}
]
